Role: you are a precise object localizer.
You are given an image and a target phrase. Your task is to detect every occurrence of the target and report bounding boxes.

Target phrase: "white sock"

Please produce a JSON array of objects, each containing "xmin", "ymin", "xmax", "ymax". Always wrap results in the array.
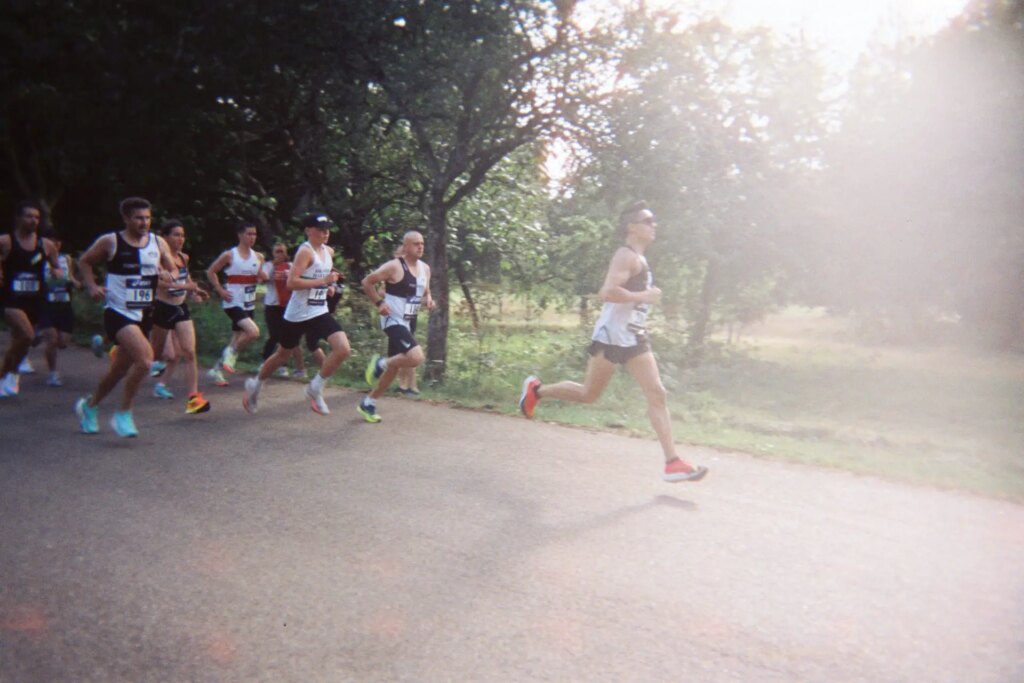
[
  {"xmin": 310, "ymin": 373, "xmax": 325, "ymax": 393},
  {"xmin": 378, "ymin": 357, "xmax": 389, "ymax": 371},
  {"xmin": 363, "ymin": 396, "xmax": 376, "ymax": 407}
]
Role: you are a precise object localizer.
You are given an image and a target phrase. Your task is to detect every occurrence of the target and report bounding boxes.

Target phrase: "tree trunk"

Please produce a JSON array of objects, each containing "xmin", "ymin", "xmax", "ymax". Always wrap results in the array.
[
  {"xmin": 424, "ymin": 194, "xmax": 450, "ymax": 383},
  {"xmin": 688, "ymin": 257, "xmax": 719, "ymax": 355},
  {"xmin": 454, "ymin": 259, "xmax": 480, "ymax": 331}
]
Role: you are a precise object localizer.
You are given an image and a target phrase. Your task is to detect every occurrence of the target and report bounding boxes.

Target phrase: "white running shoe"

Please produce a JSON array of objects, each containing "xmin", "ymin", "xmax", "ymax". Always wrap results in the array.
[
  {"xmin": 2, "ymin": 373, "xmax": 20, "ymax": 396},
  {"xmin": 18, "ymin": 359, "xmax": 34, "ymax": 374},
  {"xmin": 207, "ymin": 366, "xmax": 228, "ymax": 386},
  {"xmin": 47, "ymin": 372, "xmax": 62, "ymax": 387},
  {"xmin": 305, "ymin": 384, "xmax": 329, "ymax": 415},
  {"xmin": 243, "ymin": 377, "xmax": 260, "ymax": 413}
]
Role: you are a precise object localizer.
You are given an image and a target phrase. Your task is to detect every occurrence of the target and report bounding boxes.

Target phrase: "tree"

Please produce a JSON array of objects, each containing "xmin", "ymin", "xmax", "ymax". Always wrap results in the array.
[
  {"xmin": 361, "ymin": 0, "xmax": 586, "ymax": 381},
  {"xmin": 819, "ymin": 0, "xmax": 1024, "ymax": 347},
  {"xmin": 564, "ymin": 8, "xmax": 831, "ymax": 352}
]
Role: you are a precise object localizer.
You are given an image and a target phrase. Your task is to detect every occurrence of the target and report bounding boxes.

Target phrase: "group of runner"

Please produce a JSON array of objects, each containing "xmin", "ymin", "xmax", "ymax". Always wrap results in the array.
[{"xmin": 1, "ymin": 197, "xmax": 706, "ymax": 482}]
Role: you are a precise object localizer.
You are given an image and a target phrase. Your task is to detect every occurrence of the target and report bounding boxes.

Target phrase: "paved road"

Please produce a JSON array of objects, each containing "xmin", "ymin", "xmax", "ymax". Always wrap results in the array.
[{"xmin": 1, "ymin": 343, "xmax": 1023, "ymax": 682}]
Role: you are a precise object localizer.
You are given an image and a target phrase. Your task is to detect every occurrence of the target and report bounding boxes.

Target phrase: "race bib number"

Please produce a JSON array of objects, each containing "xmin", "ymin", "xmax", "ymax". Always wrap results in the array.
[
  {"xmin": 48, "ymin": 289, "xmax": 71, "ymax": 303},
  {"xmin": 628, "ymin": 304, "xmax": 649, "ymax": 335},
  {"xmin": 11, "ymin": 275, "xmax": 40, "ymax": 293},
  {"xmin": 243, "ymin": 285, "xmax": 257, "ymax": 309},
  {"xmin": 403, "ymin": 296, "xmax": 422, "ymax": 320},
  {"xmin": 126, "ymin": 277, "xmax": 155, "ymax": 309},
  {"xmin": 308, "ymin": 287, "xmax": 327, "ymax": 307}
]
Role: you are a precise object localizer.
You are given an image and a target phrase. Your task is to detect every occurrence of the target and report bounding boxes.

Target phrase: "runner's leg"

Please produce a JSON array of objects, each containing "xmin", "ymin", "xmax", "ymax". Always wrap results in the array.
[
  {"xmin": 115, "ymin": 324, "xmax": 155, "ymax": 411},
  {"xmin": 369, "ymin": 345, "xmax": 423, "ymax": 400},
  {"xmin": 537, "ymin": 352, "xmax": 616, "ymax": 404},
  {"xmin": 2, "ymin": 309, "xmax": 35, "ymax": 376},
  {"xmin": 174, "ymin": 320, "xmax": 199, "ymax": 395},
  {"xmin": 623, "ymin": 351, "xmax": 676, "ymax": 462}
]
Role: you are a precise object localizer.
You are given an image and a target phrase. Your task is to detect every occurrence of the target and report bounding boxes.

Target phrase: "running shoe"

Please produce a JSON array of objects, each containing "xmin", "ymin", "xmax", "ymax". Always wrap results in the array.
[
  {"xmin": 150, "ymin": 360, "xmax": 167, "ymax": 377},
  {"xmin": 207, "ymin": 366, "xmax": 228, "ymax": 387},
  {"xmin": 153, "ymin": 382, "xmax": 174, "ymax": 399},
  {"xmin": 2, "ymin": 373, "xmax": 20, "ymax": 397},
  {"xmin": 364, "ymin": 354, "xmax": 384, "ymax": 386},
  {"xmin": 305, "ymin": 384, "xmax": 329, "ymax": 415},
  {"xmin": 291, "ymin": 368, "xmax": 307, "ymax": 380},
  {"xmin": 242, "ymin": 377, "xmax": 260, "ymax": 413},
  {"xmin": 75, "ymin": 397, "xmax": 99, "ymax": 434},
  {"xmin": 357, "ymin": 399, "xmax": 382, "ymax": 423},
  {"xmin": 185, "ymin": 392, "xmax": 211, "ymax": 414},
  {"xmin": 110, "ymin": 410, "xmax": 139, "ymax": 438},
  {"xmin": 276, "ymin": 366, "xmax": 290, "ymax": 378},
  {"xmin": 47, "ymin": 372, "xmax": 62, "ymax": 387},
  {"xmin": 662, "ymin": 459, "xmax": 709, "ymax": 483},
  {"xmin": 519, "ymin": 375, "xmax": 541, "ymax": 418},
  {"xmin": 221, "ymin": 346, "xmax": 239, "ymax": 374},
  {"xmin": 18, "ymin": 358, "xmax": 34, "ymax": 374},
  {"xmin": 395, "ymin": 387, "xmax": 421, "ymax": 397},
  {"xmin": 90, "ymin": 334, "xmax": 104, "ymax": 358}
]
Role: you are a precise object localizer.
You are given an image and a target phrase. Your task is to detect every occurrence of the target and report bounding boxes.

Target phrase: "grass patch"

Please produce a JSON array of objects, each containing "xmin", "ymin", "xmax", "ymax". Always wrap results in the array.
[{"xmin": 45, "ymin": 299, "xmax": 1024, "ymax": 502}]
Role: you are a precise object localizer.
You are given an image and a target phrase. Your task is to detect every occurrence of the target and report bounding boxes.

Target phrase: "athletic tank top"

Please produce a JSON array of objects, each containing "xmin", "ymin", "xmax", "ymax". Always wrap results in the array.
[
  {"xmin": 262, "ymin": 260, "xmax": 291, "ymax": 307},
  {"xmin": 381, "ymin": 258, "xmax": 427, "ymax": 330},
  {"xmin": 3, "ymin": 231, "xmax": 46, "ymax": 306},
  {"xmin": 591, "ymin": 249, "xmax": 652, "ymax": 347},
  {"xmin": 284, "ymin": 242, "xmax": 332, "ymax": 323},
  {"xmin": 222, "ymin": 246, "xmax": 260, "ymax": 310},
  {"xmin": 160, "ymin": 253, "xmax": 188, "ymax": 304},
  {"xmin": 105, "ymin": 231, "xmax": 161, "ymax": 321},
  {"xmin": 45, "ymin": 254, "xmax": 73, "ymax": 306}
]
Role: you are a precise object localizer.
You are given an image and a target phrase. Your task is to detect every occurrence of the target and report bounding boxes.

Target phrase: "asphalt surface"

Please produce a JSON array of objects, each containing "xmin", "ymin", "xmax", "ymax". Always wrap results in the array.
[{"xmin": 1, "ymin": 341, "xmax": 1023, "ymax": 682}]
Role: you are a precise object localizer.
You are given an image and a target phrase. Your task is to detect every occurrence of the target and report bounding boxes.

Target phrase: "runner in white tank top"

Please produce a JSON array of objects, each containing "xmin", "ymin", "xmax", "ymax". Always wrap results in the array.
[
  {"xmin": 284, "ymin": 240, "xmax": 333, "ymax": 322},
  {"xmin": 205, "ymin": 221, "xmax": 267, "ymax": 383},
  {"xmin": 243, "ymin": 213, "xmax": 351, "ymax": 416},
  {"xmin": 357, "ymin": 230, "xmax": 434, "ymax": 423},
  {"xmin": 517, "ymin": 201, "xmax": 707, "ymax": 483}
]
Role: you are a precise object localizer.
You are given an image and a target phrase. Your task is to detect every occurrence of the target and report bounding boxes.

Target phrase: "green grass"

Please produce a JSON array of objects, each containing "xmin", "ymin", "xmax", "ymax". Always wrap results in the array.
[{"xmin": 50, "ymin": 298, "xmax": 1024, "ymax": 502}]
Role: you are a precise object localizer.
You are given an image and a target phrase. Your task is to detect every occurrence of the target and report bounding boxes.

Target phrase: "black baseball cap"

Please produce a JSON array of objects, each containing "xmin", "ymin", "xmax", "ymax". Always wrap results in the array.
[{"xmin": 301, "ymin": 213, "xmax": 334, "ymax": 229}]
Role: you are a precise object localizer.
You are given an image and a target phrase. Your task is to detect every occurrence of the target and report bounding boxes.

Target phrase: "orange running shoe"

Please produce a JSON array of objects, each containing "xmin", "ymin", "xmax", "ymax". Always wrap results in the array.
[
  {"xmin": 186, "ymin": 392, "xmax": 211, "ymax": 414},
  {"xmin": 519, "ymin": 375, "xmax": 541, "ymax": 418}
]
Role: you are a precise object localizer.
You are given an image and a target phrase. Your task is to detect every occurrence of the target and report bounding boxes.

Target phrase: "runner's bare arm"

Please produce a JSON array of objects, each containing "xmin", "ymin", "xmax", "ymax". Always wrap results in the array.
[
  {"xmin": 79, "ymin": 233, "xmax": 117, "ymax": 300},
  {"xmin": 422, "ymin": 263, "xmax": 436, "ymax": 311},
  {"xmin": 256, "ymin": 252, "xmax": 269, "ymax": 282},
  {"xmin": 361, "ymin": 259, "xmax": 400, "ymax": 315},
  {"xmin": 206, "ymin": 250, "xmax": 233, "ymax": 300},
  {"xmin": 155, "ymin": 236, "xmax": 177, "ymax": 283},
  {"xmin": 42, "ymin": 238, "xmax": 64, "ymax": 279},
  {"xmin": 66, "ymin": 255, "xmax": 82, "ymax": 289},
  {"xmin": 598, "ymin": 248, "xmax": 660, "ymax": 305},
  {"xmin": 286, "ymin": 247, "xmax": 339, "ymax": 291}
]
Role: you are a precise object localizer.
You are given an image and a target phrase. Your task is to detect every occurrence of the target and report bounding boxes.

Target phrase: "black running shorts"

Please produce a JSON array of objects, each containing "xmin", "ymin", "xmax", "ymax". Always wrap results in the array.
[
  {"xmin": 384, "ymin": 324, "xmax": 419, "ymax": 357},
  {"xmin": 280, "ymin": 313, "xmax": 342, "ymax": 350},
  {"xmin": 587, "ymin": 339, "xmax": 651, "ymax": 365},
  {"xmin": 153, "ymin": 300, "xmax": 191, "ymax": 330},
  {"xmin": 104, "ymin": 307, "xmax": 153, "ymax": 342},
  {"xmin": 224, "ymin": 306, "xmax": 255, "ymax": 331}
]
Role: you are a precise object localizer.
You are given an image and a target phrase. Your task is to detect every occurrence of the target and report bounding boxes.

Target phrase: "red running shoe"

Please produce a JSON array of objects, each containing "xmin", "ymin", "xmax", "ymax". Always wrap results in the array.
[
  {"xmin": 663, "ymin": 458, "xmax": 708, "ymax": 483},
  {"xmin": 519, "ymin": 375, "xmax": 541, "ymax": 418}
]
